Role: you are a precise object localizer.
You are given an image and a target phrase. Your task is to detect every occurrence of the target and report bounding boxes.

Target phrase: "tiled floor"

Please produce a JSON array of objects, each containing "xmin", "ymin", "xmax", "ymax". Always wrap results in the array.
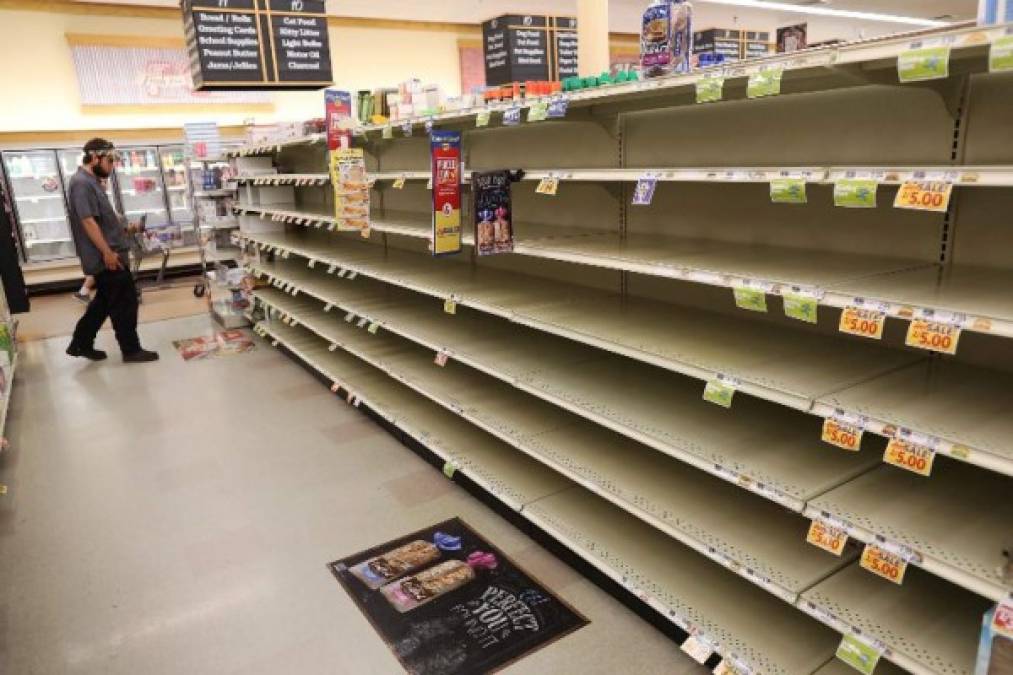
[{"xmin": 0, "ymin": 314, "xmax": 704, "ymax": 674}]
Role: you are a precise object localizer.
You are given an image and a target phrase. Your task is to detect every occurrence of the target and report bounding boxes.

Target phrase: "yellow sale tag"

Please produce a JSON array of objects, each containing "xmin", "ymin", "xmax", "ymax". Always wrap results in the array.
[
  {"xmin": 839, "ymin": 307, "xmax": 886, "ymax": 340},
  {"xmin": 703, "ymin": 379, "xmax": 736, "ymax": 408},
  {"xmin": 884, "ymin": 438, "xmax": 935, "ymax": 476},
  {"xmin": 392, "ymin": 176, "xmax": 406, "ymax": 190},
  {"xmin": 536, "ymin": 177, "xmax": 559, "ymax": 196},
  {"xmin": 905, "ymin": 320, "xmax": 960, "ymax": 354},
  {"xmin": 822, "ymin": 418, "xmax": 863, "ymax": 452},
  {"xmin": 0, "ymin": 484, "xmax": 6, "ymax": 496},
  {"xmin": 806, "ymin": 520, "xmax": 848, "ymax": 556},
  {"xmin": 860, "ymin": 544, "xmax": 908, "ymax": 585},
  {"xmin": 894, "ymin": 180, "xmax": 952, "ymax": 212},
  {"xmin": 444, "ymin": 298, "xmax": 457, "ymax": 314}
]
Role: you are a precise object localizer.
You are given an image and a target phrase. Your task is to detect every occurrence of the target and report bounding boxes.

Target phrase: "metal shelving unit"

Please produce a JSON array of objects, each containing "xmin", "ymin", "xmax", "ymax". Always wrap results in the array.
[{"xmin": 232, "ymin": 20, "xmax": 1013, "ymax": 675}]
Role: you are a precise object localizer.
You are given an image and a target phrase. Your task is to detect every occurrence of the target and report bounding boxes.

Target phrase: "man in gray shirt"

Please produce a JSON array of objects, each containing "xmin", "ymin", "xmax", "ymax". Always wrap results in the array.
[{"xmin": 66, "ymin": 138, "xmax": 158, "ymax": 362}]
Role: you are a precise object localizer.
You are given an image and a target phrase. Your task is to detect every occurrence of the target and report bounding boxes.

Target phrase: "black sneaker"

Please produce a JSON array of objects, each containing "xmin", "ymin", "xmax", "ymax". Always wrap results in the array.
[
  {"xmin": 123, "ymin": 349, "xmax": 159, "ymax": 363},
  {"xmin": 66, "ymin": 344, "xmax": 108, "ymax": 361}
]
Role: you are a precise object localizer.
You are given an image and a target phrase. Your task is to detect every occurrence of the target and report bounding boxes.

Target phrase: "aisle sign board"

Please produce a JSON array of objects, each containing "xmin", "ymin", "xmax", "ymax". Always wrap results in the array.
[
  {"xmin": 183, "ymin": 0, "xmax": 333, "ymax": 90},
  {"xmin": 482, "ymin": 15, "xmax": 578, "ymax": 85}
]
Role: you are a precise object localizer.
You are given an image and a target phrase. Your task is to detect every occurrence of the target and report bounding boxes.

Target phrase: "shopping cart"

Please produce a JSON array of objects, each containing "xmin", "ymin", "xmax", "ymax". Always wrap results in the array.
[{"xmin": 127, "ymin": 216, "xmax": 178, "ymax": 302}]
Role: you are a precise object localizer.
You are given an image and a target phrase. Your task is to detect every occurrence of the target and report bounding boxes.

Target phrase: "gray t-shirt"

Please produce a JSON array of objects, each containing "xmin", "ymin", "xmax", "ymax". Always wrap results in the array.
[{"xmin": 68, "ymin": 168, "xmax": 129, "ymax": 275}]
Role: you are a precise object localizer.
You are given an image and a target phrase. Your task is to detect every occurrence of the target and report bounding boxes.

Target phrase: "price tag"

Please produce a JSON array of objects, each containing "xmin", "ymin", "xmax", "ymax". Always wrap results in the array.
[
  {"xmin": 860, "ymin": 544, "xmax": 908, "ymax": 585},
  {"xmin": 884, "ymin": 438, "xmax": 935, "ymax": 476},
  {"xmin": 733, "ymin": 286, "xmax": 768, "ymax": 313},
  {"xmin": 680, "ymin": 636, "xmax": 713, "ymax": 665},
  {"xmin": 898, "ymin": 45, "xmax": 951, "ymax": 82},
  {"xmin": 747, "ymin": 67, "xmax": 784, "ymax": 98},
  {"xmin": 434, "ymin": 351, "xmax": 449, "ymax": 367},
  {"xmin": 503, "ymin": 107, "xmax": 521, "ymax": 126},
  {"xmin": 424, "ymin": 118, "xmax": 434, "ymax": 134},
  {"xmin": 834, "ymin": 179, "xmax": 878, "ymax": 208},
  {"xmin": 367, "ymin": 322, "xmax": 380, "ymax": 334},
  {"xmin": 382, "ymin": 125, "xmax": 393, "ymax": 140},
  {"xmin": 703, "ymin": 376, "xmax": 737, "ymax": 408},
  {"xmin": 356, "ymin": 317, "xmax": 368, "ymax": 328},
  {"xmin": 536, "ymin": 176, "xmax": 560, "ymax": 196},
  {"xmin": 806, "ymin": 519, "xmax": 849, "ymax": 556},
  {"xmin": 347, "ymin": 270, "xmax": 359, "ymax": 280},
  {"xmin": 905, "ymin": 319, "xmax": 960, "ymax": 354},
  {"xmin": 783, "ymin": 293, "xmax": 819, "ymax": 324},
  {"xmin": 839, "ymin": 307, "xmax": 886, "ymax": 340},
  {"xmin": 991, "ymin": 35, "xmax": 1013, "ymax": 72},
  {"xmin": 392, "ymin": 175, "xmax": 406, "ymax": 190},
  {"xmin": 894, "ymin": 180, "xmax": 952, "ymax": 212},
  {"xmin": 836, "ymin": 634, "xmax": 883, "ymax": 675},
  {"xmin": 328, "ymin": 343, "xmax": 339, "ymax": 352},
  {"xmin": 444, "ymin": 298, "xmax": 457, "ymax": 314},
  {"xmin": 696, "ymin": 75, "xmax": 725, "ymax": 103},
  {"xmin": 769, "ymin": 178, "xmax": 807, "ymax": 204},
  {"xmin": 0, "ymin": 484, "xmax": 7, "ymax": 496},
  {"xmin": 344, "ymin": 312, "xmax": 355, "ymax": 323},
  {"xmin": 443, "ymin": 461, "xmax": 457, "ymax": 479},
  {"xmin": 327, "ymin": 265, "xmax": 337, "ymax": 274},
  {"xmin": 632, "ymin": 176, "xmax": 658, "ymax": 206},
  {"xmin": 475, "ymin": 110, "xmax": 491, "ymax": 127},
  {"xmin": 527, "ymin": 101, "xmax": 549, "ymax": 122},
  {"xmin": 330, "ymin": 382, "xmax": 340, "ymax": 393},
  {"xmin": 713, "ymin": 660, "xmax": 744, "ymax": 675},
  {"xmin": 426, "ymin": 177, "xmax": 433, "ymax": 190},
  {"xmin": 547, "ymin": 97, "xmax": 569, "ymax": 118},
  {"xmin": 400, "ymin": 121, "xmax": 413, "ymax": 137},
  {"xmin": 822, "ymin": 418, "xmax": 863, "ymax": 452}
]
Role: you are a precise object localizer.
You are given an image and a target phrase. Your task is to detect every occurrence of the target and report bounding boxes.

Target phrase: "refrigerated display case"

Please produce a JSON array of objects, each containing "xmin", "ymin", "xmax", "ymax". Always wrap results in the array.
[
  {"xmin": 159, "ymin": 145, "xmax": 192, "ymax": 233},
  {"xmin": 1, "ymin": 150, "xmax": 76, "ymax": 262},
  {"xmin": 117, "ymin": 146, "xmax": 181, "ymax": 249}
]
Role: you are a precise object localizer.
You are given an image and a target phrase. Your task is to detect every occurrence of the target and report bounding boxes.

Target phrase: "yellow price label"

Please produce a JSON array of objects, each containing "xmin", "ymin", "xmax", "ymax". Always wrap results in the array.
[
  {"xmin": 905, "ymin": 319, "xmax": 960, "ymax": 354},
  {"xmin": 860, "ymin": 544, "xmax": 908, "ymax": 585},
  {"xmin": 806, "ymin": 520, "xmax": 848, "ymax": 556},
  {"xmin": 839, "ymin": 307, "xmax": 885, "ymax": 340},
  {"xmin": 884, "ymin": 438, "xmax": 935, "ymax": 476},
  {"xmin": 894, "ymin": 180, "xmax": 952, "ymax": 212},
  {"xmin": 536, "ymin": 176, "xmax": 560, "ymax": 196},
  {"xmin": 703, "ymin": 379, "xmax": 736, "ymax": 408},
  {"xmin": 392, "ymin": 176, "xmax": 406, "ymax": 190},
  {"xmin": 443, "ymin": 298, "xmax": 457, "ymax": 314},
  {"xmin": 821, "ymin": 418, "xmax": 863, "ymax": 452}
]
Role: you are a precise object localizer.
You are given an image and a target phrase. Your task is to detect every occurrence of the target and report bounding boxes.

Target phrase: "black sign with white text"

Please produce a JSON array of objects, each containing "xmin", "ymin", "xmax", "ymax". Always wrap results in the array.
[
  {"xmin": 184, "ymin": 0, "xmax": 332, "ymax": 89},
  {"xmin": 482, "ymin": 15, "xmax": 578, "ymax": 86}
]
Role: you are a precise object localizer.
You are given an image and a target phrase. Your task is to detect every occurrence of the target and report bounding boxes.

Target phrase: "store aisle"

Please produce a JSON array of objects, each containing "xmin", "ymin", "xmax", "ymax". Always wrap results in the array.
[{"xmin": 0, "ymin": 315, "xmax": 703, "ymax": 675}]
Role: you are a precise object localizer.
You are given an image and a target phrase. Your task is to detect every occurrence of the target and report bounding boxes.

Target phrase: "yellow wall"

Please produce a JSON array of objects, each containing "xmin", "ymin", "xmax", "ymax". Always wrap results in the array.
[{"xmin": 0, "ymin": 7, "xmax": 471, "ymax": 137}]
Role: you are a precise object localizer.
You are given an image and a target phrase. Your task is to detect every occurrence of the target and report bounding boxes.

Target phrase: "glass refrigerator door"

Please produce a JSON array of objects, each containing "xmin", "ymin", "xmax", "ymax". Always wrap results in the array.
[
  {"xmin": 117, "ymin": 146, "xmax": 171, "ymax": 229},
  {"xmin": 57, "ymin": 147, "xmax": 117, "ymax": 207},
  {"xmin": 159, "ymin": 145, "xmax": 192, "ymax": 229},
  {"xmin": 2, "ymin": 150, "xmax": 76, "ymax": 262}
]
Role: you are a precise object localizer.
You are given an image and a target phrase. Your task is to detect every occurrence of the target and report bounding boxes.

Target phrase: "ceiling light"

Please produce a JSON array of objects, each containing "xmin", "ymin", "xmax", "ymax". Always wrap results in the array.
[{"xmin": 697, "ymin": 0, "xmax": 952, "ymax": 27}]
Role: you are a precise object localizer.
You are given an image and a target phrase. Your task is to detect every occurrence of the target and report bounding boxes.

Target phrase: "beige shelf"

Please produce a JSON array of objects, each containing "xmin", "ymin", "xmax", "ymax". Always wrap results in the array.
[
  {"xmin": 251, "ymin": 258, "xmax": 882, "ymax": 512},
  {"xmin": 825, "ymin": 263, "xmax": 1013, "ymax": 340},
  {"xmin": 800, "ymin": 563, "xmax": 993, "ymax": 675},
  {"xmin": 255, "ymin": 285, "xmax": 854, "ymax": 603},
  {"xmin": 814, "ymin": 360, "xmax": 1013, "ymax": 476},
  {"xmin": 512, "ymin": 227, "xmax": 929, "ymax": 296},
  {"xmin": 805, "ymin": 461, "xmax": 1012, "ymax": 601},
  {"xmin": 236, "ymin": 174, "xmax": 328, "ymax": 186},
  {"xmin": 254, "ymin": 319, "xmax": 570, "ymax": 510},
  {"xmin": 524, "ymin": 488, "xmax": 843, "ymax": 675},
  {"xmin": 239, "ymin": 229, "xmax": 921, "ymax": 413}
]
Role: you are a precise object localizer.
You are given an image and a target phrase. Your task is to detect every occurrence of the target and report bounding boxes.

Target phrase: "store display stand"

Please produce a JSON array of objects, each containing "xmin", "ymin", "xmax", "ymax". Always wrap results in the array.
[{"xmin": 233, "ymin": 23, "xmax": 1013, "ymax": 675}]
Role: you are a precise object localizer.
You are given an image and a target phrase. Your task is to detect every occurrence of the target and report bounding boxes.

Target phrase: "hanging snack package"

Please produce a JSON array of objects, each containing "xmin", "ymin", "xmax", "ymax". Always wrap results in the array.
[
  {"xmin": 473, "ymin": 170, "xmax": 514, "ymax": 256},
  {"xmin": 330, "ymin": 148, "xmax": 370, "ymax": 236},
  {"xmin": 380, "ymin": 551, "xmax": 498, "ymax": 613},
  {"xmin": 641, "ymin": 0, "xmax": 693, "ymax": 78},
  {"xmin": 431, "ymin": 130, "xmax": 463, "ymax": 256},
  {"xmin": 349, "ymin": 532, "xmax": 462, "ymax": 590}
]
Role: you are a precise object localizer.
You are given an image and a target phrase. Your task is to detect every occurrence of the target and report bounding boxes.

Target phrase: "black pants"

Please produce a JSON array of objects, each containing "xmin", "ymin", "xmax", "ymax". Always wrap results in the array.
[{"xmin": 71, "ymin": 264, "xmax": 141, "ymax": 354}]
